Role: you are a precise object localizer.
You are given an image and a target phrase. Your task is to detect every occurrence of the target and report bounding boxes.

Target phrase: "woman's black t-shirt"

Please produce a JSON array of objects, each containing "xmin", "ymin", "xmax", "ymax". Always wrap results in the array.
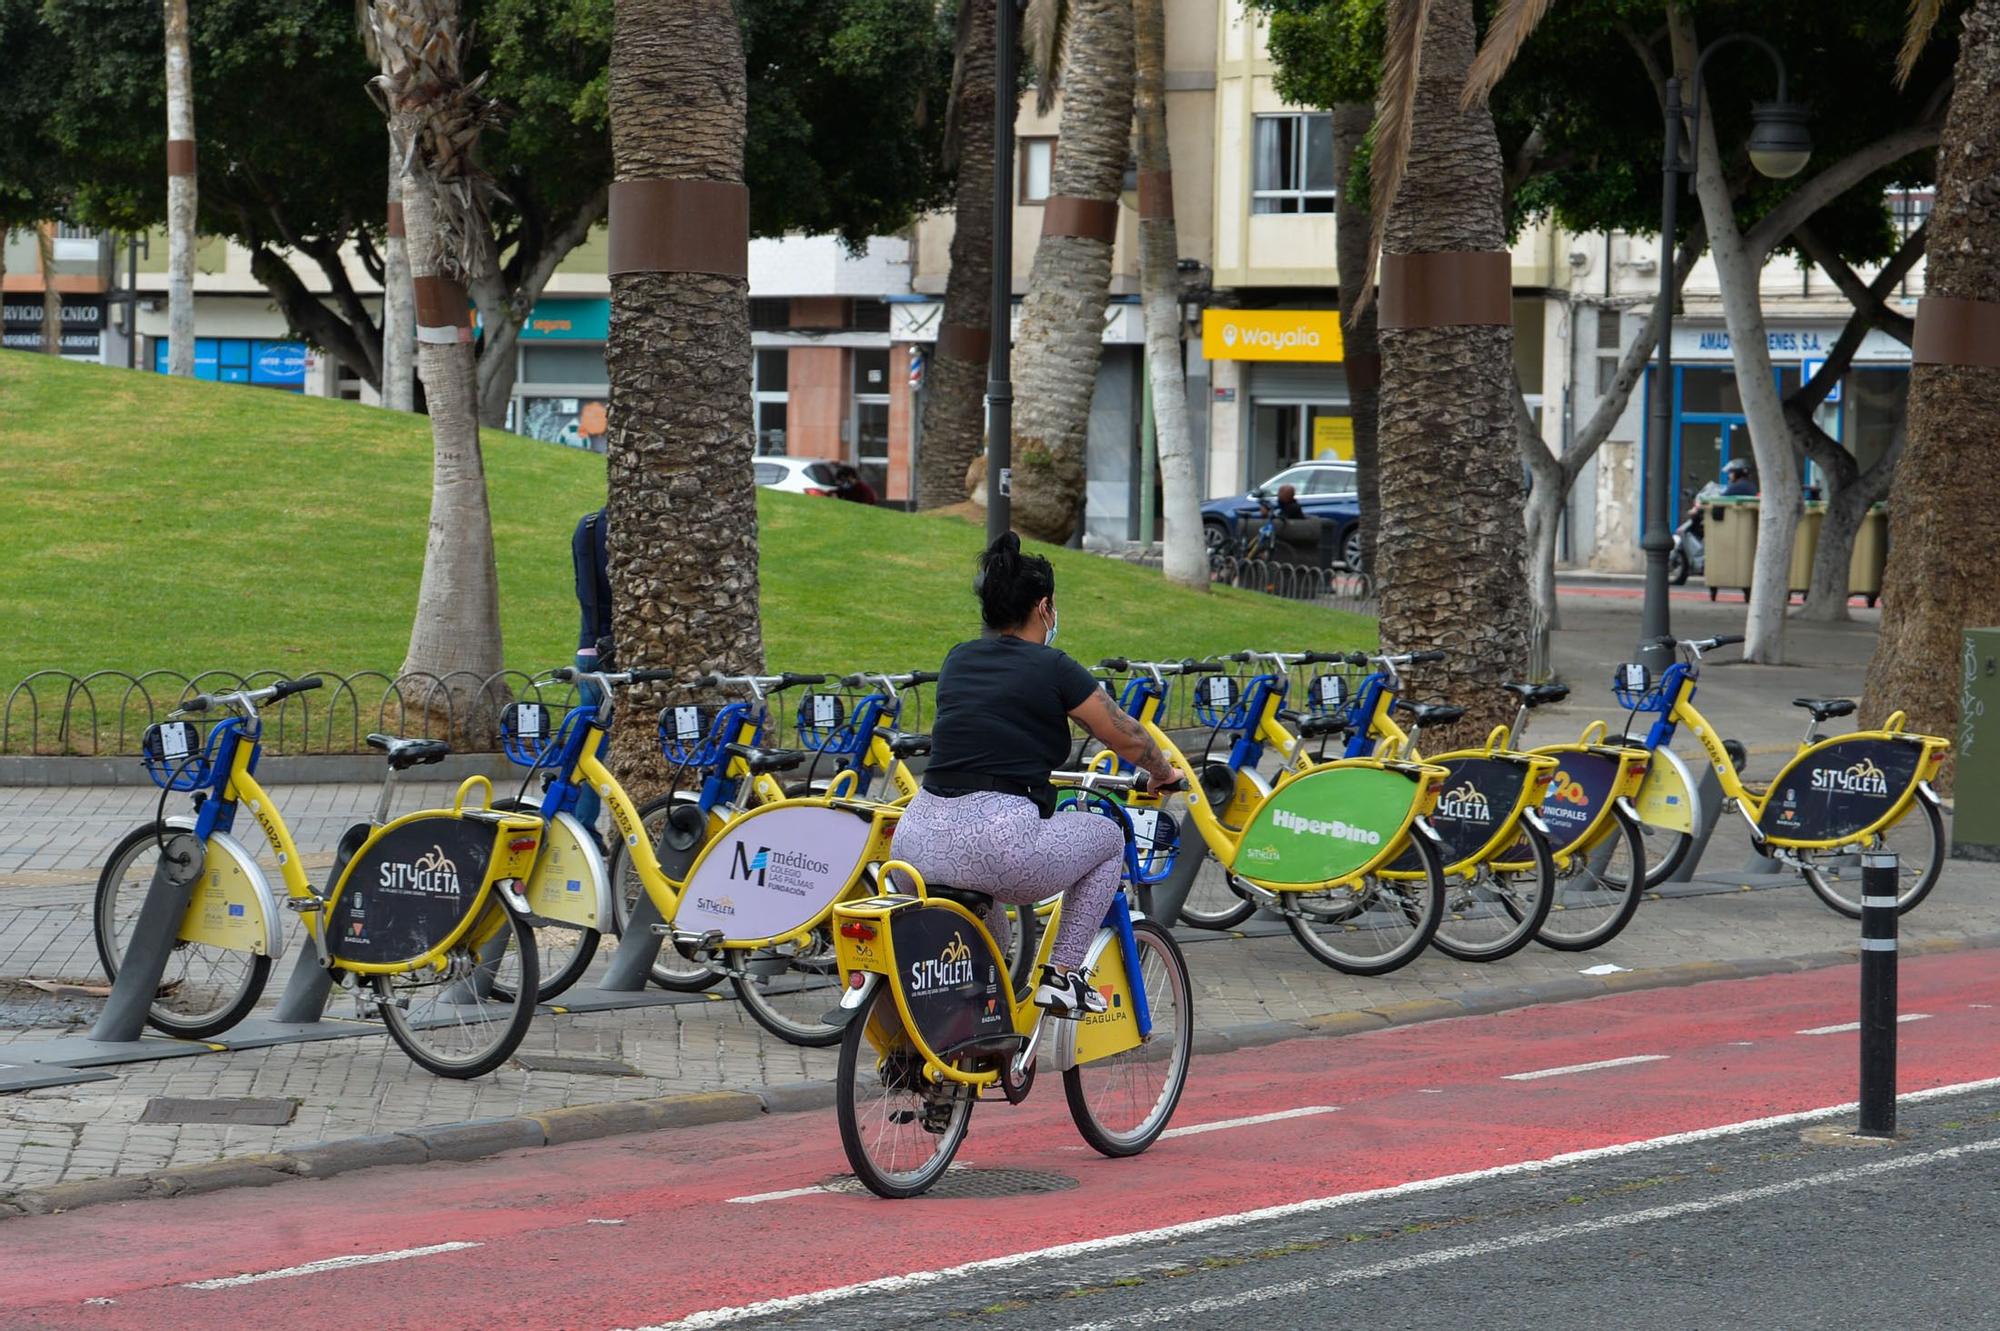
[{"xmin": 923, "ymin": 635, "xmax": 1101, "ymax": 814}]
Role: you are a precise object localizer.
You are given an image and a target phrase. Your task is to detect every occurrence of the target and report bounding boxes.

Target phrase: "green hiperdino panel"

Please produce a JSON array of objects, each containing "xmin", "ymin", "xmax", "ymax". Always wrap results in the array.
[{"xmin": 1954, "ymin": 628, "xmax": 2000, "ymax": 860}]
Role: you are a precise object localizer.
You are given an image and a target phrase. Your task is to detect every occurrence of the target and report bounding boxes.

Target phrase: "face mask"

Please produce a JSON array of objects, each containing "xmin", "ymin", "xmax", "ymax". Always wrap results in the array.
[{"xmin": 1044, "ymin": 605, "xmax": 1059, "ymax": 647}]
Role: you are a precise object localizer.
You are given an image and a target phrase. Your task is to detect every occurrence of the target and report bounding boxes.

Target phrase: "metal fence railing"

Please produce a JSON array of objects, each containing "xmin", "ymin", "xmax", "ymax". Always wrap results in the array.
[{"xmin": 1112, "ymin": 548, "xmax": 1378, "ymax": 618}]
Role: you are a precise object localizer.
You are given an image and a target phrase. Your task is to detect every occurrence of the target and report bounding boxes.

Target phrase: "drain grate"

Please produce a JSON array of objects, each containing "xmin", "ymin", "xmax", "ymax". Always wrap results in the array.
[
  {"xmin": 821, "ymin": 1167, "xmax": 1078, "ymax": 1200},
  {"xmin": 510, "ymin": 1053, "xmax": 643, "ymax": 1077},
  {"xmin": 140, "ymin": 1096, "xmax": 300, "ymax": 1126}
]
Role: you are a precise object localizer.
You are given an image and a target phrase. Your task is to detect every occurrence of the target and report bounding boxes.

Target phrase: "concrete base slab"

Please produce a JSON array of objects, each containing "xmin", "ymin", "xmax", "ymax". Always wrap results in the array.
[
  {"xmin": 0, "ymin": 1062, "xmax": 115, "ymax": 1093},
  {"xmin": 210, "ymin": 1016, "xmax": 381, "ymax": 1050},
  {"xmin": 539, "ymin": 986, "xmax": 713, "ymax": 1016},
  {"xmin": 0, "ymin": 1035, "xmax": 217, "ymax": 1069}
]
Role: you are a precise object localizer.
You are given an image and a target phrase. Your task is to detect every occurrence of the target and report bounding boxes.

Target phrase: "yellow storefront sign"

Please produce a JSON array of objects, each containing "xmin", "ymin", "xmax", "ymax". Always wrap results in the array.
[
  {"xmin": 1201, "ymin": 309, "xmax": 1345, "ymax": 363},
  {"xmin": 1313, "ymin": 415, "xmax": 1355, "ymax": 460}
]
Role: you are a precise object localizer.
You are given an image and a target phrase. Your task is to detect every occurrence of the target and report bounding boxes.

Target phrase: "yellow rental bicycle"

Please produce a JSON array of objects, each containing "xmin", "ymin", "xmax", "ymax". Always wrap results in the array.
[{"xmin": 830, "ymin": 768, "xmax": 1193, "ymax": 1198}]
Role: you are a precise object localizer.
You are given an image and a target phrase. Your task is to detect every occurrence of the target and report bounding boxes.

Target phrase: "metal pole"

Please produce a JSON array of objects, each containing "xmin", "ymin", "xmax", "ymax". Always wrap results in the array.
[
  {"xmin": 985, "ymin": 0, "xmax": 1018, "ymax": 543},
  {"xmin": 90, "ymin": 835, "xmax": 205, "ymax": 1043},
  {"xmin": 1857, "ymin": 850, "xmax": 1899, "ymax": 1138},
  {"xmin": 1139, "ymin": 365, "xmax": 1158, "ymax": 546},
  {"xmin": 1638, "ymin": 77, "xmax": 1682, "ymax": 676}
]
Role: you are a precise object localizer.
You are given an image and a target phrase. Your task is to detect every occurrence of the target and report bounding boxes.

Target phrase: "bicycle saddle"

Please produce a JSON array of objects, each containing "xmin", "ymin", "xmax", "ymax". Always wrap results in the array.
[
  {"xmin": 722, "ymin": 742, "xmax": 807, "ymax": 774},
  {"xmin": 1397, "ymin": 701, "xmax": 1466, "ymax": 727},
  {"xmin": 365, "ymin": 733, "xmax": 452, "ymax": 771},
  {"xmin": 1793, "ymin": 697, "xmax": 1857, "ymax": 723},
  {"xmin": 924, "ymin": 883, "xmax": 996, "ymax": 912},
  {"xmin": 1297, "ymin": 714, "xmax": 1348, "ymax": 739},
  {"xmin": 885, "ymin": 731, "xmax": 932, "ymax": 759},
  {"xmin": 1502, "ymin": 682, "xmax": 1570, "ymax": 707}
]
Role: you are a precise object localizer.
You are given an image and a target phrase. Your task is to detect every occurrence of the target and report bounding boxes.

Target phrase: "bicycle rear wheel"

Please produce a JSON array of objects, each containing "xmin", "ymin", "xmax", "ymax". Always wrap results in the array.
[
  {"xmin": 492, "ymin": 798, "xmax": 599, "ymax": 1003},
  {"xmin": 1537, "ymin": 804, "xmax": 1646, "ymax": 950},
  {"xmin": 1430, "ymin": 819, "xmax": 1555, "ymax": 963},
  {"xmin": 377, "ymin": 906, "xmax": 539, "ymax": 1079},
  {"xmin": 94, "ymin": 822, "xmax": 272, "ymax": 1039},
  {"xmin": 1285, "ymin": 827, "xmax": 1446, "ymax": 976},
  {"xmin": 1802, "ymin": 794, "xmax": 1946, "ymax": 918},
  {"xmin": 1065, "ymin": 920, "xmax": 1193, "ymax": 1157},
  {"xmin": 732, "ymin": 928, "xmax": 846, "ymax": 1047},
  {"xmin": 610, "ymin": 793, "xmax": 725, "ymax": 992},
  {"xmin": 836, "ymin": 986, "xmax": 973, "ymax": 1198}
]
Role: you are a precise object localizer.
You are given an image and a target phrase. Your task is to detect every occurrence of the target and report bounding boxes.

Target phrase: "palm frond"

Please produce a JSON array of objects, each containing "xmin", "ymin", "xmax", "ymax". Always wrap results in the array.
[
  {"xmin": 1462, "ymin": 0, "xmax": 1551, "ymax": 108},
  {"xmin": 1354, "ymin": 0, "xmax": 1429, "ymax": 322},
  {"xmin": 1896, "ymin": 0, "xmax": 1945, "ymax": 88},
  {"xmin": 1023, "ymin": 0, "xmax": 1070, "ymax": 116}
]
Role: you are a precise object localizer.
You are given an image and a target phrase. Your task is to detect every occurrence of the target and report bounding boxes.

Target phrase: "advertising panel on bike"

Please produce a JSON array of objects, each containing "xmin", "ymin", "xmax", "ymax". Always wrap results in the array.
[
  {"xmin": 1383, "ymin": 756, "xmax": 1524, "ymax": 871},
  {"xmin": 887, "ymin": 905, "xmax": 1009, "ymax": 1057},
  {"xmin": 1533, "ymin": 750, "xmax": 1624, "ymax": 852},
  {"xmin": 1757, "ymin": 736, "xmax": 1926, "ymax": 845},
  {"xmin": 678, "ymin": 803, "xmax": 872, "ymax": 940},
  {"xmin": 1231, "ymin": 765, "xmax": 1419, "ymax": 886},
  {"xmin": 327, "ymin": 816, "xmax": 495, "ymax": 965},
  {"xmin": 1067, "ymin": 933, "xmax": 1144, "ymax": 1065}
]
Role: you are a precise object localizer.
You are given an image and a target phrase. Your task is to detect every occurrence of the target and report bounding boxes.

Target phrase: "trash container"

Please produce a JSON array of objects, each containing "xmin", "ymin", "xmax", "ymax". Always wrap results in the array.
[
  {"xmin": 1849, "ymin": 504, "xmax": 1888, "ymax": 607},
  {"xmin": 1954, "ymin": 627, "xmax": 2000, "ymax": 860},
  {"xmin": 1788, "ymin": 504, "xmax": 1824, "ymax": 594},
  {"xmin": 1700, "ymin": 497, "xmax": 1760, "ymax": 601}
]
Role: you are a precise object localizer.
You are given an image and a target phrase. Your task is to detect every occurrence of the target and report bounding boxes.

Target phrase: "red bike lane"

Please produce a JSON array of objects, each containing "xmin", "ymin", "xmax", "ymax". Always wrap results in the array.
[{"xmin": 7, "ymin": 950, "xmax": 1997, "ymax": 1331}]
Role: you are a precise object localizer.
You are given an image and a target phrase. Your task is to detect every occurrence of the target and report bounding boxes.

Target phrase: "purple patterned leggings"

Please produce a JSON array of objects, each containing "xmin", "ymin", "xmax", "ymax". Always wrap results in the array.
[{"xmin": 889, "ymin": 789, "xmax": 1125, "ymax": 971}]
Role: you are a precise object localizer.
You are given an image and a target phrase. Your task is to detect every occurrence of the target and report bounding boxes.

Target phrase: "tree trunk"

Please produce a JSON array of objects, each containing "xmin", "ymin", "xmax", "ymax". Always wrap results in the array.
[
  {"xmin": 605, "ymin": 0, "xmax": 763, "ymax": 801},
  {"xmin": 372, "ymin": 0, "xmax": 508, "ymax": 744},
  {"xmin": 1373, "ymin": 0, "xmax": 1531, "ymax": 745},
  {"xmin": 1519, "ymin": 387, "xmax": 1562, "ymax": 638},
  {"xmin": 382, "ymin": 133, "xmax": 415, "ymax": 412},
  {"xmin": 1807, "ymin": 481, "xmax": 1869, "ymax": 618},
  {"xmin": 1009, "ymin": 0, "xmax": 1135, "ymax": 544},
  {"xmin": 163, "ymin": 0, "xmax": 197, "ymax": 378},
  {"xmin": 917, "ymin": 0, "xmax": 997, "ymax": 510},
  {"xmin": 1674, "ymin": 6, "xmax": 1798, "ymax": 663},
  {"xmin": 1133, "ymin": 0, "xmax": 1203, "ymax": 588},
  {"xmin": 35, "ymin": 226, "xmax": 60, "ymax": 356},
  {"xmin": 1332, "ymin": 103, "xmax": 1381, "ymax": 580},
  {"xmin": 1863, "ymin": 0, "xmax": 2000, "ymax": 759}
]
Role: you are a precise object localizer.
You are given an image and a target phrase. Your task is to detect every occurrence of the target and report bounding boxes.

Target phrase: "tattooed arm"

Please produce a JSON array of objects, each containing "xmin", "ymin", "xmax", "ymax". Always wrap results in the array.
[{"xmin": 1069, "ymin": 689, "xmax": 1182, "ymax": 786}]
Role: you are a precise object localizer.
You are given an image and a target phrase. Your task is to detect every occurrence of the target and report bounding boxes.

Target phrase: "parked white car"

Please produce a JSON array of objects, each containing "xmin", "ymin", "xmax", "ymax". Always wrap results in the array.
[{"xmin": 754, "ymin": 456, "xmax": 840, "ymax": 496}]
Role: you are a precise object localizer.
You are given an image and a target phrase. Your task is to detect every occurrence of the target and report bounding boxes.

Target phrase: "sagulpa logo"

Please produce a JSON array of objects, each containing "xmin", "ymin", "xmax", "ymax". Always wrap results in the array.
[
  {"xmin": 1811, "ymin": 756, "xmax": 1891, "ymax": 797},
  {"xmin": 379, "ymin": 845, "xmax": 461, "ymax": 896}
]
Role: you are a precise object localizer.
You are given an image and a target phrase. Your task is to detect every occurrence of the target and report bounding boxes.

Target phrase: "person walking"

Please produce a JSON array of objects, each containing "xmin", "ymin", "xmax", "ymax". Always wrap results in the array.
[{"xmin": 571, "ymin": 507, "xmax": 612, "ymax": 838}]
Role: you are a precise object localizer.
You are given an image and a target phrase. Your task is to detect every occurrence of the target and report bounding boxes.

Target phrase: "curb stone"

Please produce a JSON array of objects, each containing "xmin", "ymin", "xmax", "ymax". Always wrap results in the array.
[{"xmin": 4, "ymin": 933, "xmax": 1996, "ymax": 1220}]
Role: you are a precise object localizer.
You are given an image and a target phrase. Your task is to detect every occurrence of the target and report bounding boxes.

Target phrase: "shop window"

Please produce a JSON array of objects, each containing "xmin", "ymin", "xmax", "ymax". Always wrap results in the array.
[
  {"xmin": 1679, "ymin": 366, "xmax": 1743, "ymax": 415},
  {"xmin": 1020, "ymin": 137, "xmax": 1055, "ymax": 204},
  {"xmin": 1252, "ymin": 113, "xmax": 1335, "ymax": 215},
  {"xmin": 521, "ymin": 344, "xmax": 607, "ymax": 385},
  {"xmin": 852, "ymin": 349, "xmax": 892, "ymax": 497},
  {"xmin": 754, "ymin": 349, "xmax": 789, "ymax": 456}
]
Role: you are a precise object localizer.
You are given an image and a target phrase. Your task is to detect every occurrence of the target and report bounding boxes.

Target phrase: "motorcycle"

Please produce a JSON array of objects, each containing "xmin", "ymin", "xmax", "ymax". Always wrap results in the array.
[{"xmin": 1668, "ymin": 501, "xmax": 1705, "ymax": 585}]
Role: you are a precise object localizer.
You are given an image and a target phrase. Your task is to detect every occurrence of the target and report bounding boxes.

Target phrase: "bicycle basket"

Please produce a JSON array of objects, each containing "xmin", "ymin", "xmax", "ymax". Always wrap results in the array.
[
  {"xmin": 500, "ymin": 701, "xmax": 557, "ymax": 767},
  {"xmin": 658, "ymin": 702, "xmax": 727, "ymax": 767},
  {"xmin": 140, "ymin": 720, "xmax": 215, "ymax": 791},
  {"xmin": 1191, "ymin": 673, "xmax": 1245, "ymax": 728},
  {"xmin": 794, "ymin": 692, "xmax": 854, "ymax": 753},
  {"xmin": 1610, "ymin": 662, "xmax": 1669, "ymax": 713},
  {"xmin": 1306, "ymin": 672, "xmax": 1351, "ymax": 716}
]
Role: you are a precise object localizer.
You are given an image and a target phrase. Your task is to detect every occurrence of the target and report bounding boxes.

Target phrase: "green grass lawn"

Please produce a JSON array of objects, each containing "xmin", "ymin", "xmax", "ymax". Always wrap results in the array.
[{"xmin": 0, "ymin": 351, "xmax": 1371, "ymax": 686}]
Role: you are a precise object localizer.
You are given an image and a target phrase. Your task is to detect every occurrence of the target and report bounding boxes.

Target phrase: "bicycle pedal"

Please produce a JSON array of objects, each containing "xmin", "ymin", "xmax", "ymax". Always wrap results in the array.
[{"xmin": 285, "ymin": 896, "xmax": 325, "ymax": 914}]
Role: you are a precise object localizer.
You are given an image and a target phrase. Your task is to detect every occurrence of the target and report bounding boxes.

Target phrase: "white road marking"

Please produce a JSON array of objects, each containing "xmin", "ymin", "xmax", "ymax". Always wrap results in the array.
[
  {"xmin": 1160, "ymin": 1106, "xmax": 1339, "ymax": 1139},
  {"xmin": 1797, "ymin": 1013, "xmax": 1931, "ymax": 1036},
  {"xmin": 726, "ymin": 1186, "xmax": 830, "ymax": 1205},
  {"xmin": 182, "ymin": 1241, "xmax": 481, "ymax": 1290},
  {"xmin": 1500, "ymin": 1055, "xmax": 1668, "ymax": 1081},
  {"xmin": 587, "ymin": 1219, "xmax": 627, "ymax": 1226},
  {"xmin": 1057, "ymin": 1135, "xmax": 2000, "ymax": 1330},
  {"xmin": 616, "ymin": 1075, "xmax": 2000, "ymax": 1331}
]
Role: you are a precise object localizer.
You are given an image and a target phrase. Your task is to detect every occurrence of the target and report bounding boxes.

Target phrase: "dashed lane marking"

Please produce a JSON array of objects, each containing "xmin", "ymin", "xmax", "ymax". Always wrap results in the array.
[{"xmin": 1501, "ymin": 1055, "xmax": 1668, "ymax": 1081}]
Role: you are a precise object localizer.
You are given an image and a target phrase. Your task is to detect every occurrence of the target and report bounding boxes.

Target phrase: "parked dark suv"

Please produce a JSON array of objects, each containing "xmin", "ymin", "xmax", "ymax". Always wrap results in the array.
[{"xmin": 1201, "ymin": 461, "xmax": 1362, "ymax": 569}]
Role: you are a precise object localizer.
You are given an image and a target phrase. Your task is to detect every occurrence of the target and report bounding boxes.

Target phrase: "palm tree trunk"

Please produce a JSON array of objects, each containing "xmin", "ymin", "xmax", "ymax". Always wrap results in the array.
[
  {"xmin": 1374, "ymin": 0, "xmax": 1531, "ymax": 744},
  {"xmin": 1134, "ymin": 0, "xmax": 1202, "ymax": 588},
  {"xmin": 1332, "ymin": 103, "xmax": 1381, "ymax": 579},
  {"xmin": 1009, "ymin": 0, "xmax": 1135, "ymax": 544},
  {"xmin": 371, "ymin": 0, "xmax": 508, "ymax": 744},
  {"xmin": 605, "ymin": 0, "xmax": 763, "ymax": 801},
  {"xmin": 35, "ymin": 225, "xmax": 60, "ymax": 357},
  {"xmin": 917, "ymin": 0, "xmax": 998, "ymax": 509},
  {"xmin": 1863, "ymin": 0, "xmax": 2000, "ymax": 762},
  {"xmin": 382, "ymin": 132, "xmax": 415, "ymax": 411},
  {"xmin": 163, "ymin": 0, "xmax": 197, "ymax": 377}
]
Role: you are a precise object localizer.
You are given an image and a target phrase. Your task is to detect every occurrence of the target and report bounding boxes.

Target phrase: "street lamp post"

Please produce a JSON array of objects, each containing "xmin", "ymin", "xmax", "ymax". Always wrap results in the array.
[
  {"xmin": 1637, "ymin": 35, "xmax": 1812, "ymax": 673},
  {"xmin": 985, "ymin": 0, "xmax": 1020, "ymax": 543}
]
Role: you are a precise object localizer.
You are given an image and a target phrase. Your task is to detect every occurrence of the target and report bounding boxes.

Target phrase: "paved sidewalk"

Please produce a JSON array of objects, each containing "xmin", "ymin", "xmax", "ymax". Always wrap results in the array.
[{"xmin": 0, "ymin": 591, "xmax": 1963, "ymax": 1203}]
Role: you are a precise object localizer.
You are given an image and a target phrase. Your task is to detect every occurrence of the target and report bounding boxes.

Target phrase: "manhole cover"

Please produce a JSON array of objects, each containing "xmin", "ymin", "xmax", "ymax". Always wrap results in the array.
[
  {"xmin": 511, "ymin": 1053, "xmax": 642, "ymax": 1077},
  {"xmin": 139, "ymin": 1096, "xmax": 299, "ymax": 1126},
  {"xmin": 821, "ymin": 1167, "xmax": 1077, "ymax": 1200}
]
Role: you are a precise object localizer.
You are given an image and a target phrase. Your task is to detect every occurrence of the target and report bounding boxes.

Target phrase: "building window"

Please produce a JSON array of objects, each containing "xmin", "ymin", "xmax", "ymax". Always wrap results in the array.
[
  {"xmin": 850, "ymin": 299, "xmax": 890, "ymax": 332},
  {"xmin": 1888, "ymin": 188, "xmax": 1932, "ymax": 239},
  {"xmin": 750, "ymin": 297, "xmax": 792, "ymax": 330},
  {"xmin": 521, "ymin": 344, "xmax": 607, "ymax": 384},
  {"xmin": 754, "ymin": 348, "xmax": 789, "ymax": 456},
  {"xmin": 54, "ymin": 222, "xmax": 99, "ymax": 241},
  {"xmin": 1252, "ymin": 113, "xmax": 1335, "ymax": 214},
  {"xmin": 852, "ymin": 348, "xmax": 892, "ymax": 496},
  {"xmin": 1020, "ymin": 137, "xmax": 1055, "ymax": 204}
]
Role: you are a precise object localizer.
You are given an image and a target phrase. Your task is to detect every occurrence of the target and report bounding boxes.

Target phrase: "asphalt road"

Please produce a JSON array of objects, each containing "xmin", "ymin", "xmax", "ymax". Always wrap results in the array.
[{"xmin": 6, "ymin": 953, "xmax": 1997, "ymax": 1330}]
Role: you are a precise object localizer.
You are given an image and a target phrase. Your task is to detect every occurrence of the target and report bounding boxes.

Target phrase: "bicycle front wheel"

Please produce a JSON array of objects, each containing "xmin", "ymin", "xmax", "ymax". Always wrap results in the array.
[
  {"xmin": 1065, "ymin": 919, "xmax": 1193, "ymax": 1157},
  {"xmin": 610, "ymin": 793, "xmax": 725, "ymax": 992},
  {"xmin": 94, "ymin": 822, "xmax": 272, "ymax": 1039},
  {"xmin": 733, "ymin": 928, "xmax": 846, "ymax": 1047},
  {"xmin": 1537, "ymin": 804, "xmax": 1646, "ymax": 951},
  {"xmin": 1173, "ymin": 849, "xmax": 1259, "ymax": 930},
  {"xmin": 1285, "ymin": 828, "xmax": 1445, "ymax": 976},
  {"xmin": 376, "ymin": 906, "xmax": 539, "ymax": 1079},
  {"xmin": 836, "ymin": 985, "xmax": 973, "ymax": 1198},
  {"xmin": 1431, "ymin": 819, "xmax": 1555, "ymax": 963},
  {"xmin": 1802, "ymin": 794, "xmax": 1946, "ymax": 918}
]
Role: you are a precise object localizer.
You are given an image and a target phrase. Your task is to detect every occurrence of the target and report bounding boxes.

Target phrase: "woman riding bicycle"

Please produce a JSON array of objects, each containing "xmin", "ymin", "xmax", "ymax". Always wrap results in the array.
[{"xmin": 891, "ymin": 533, "xmax": 1182, "ymax": 1017}]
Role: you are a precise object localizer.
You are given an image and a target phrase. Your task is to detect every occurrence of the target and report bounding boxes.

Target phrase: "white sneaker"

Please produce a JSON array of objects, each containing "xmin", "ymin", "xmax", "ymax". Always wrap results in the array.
[{"xmin": 1033, "ymin": 964, "xmax": 1108, "ymax": 1018}]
